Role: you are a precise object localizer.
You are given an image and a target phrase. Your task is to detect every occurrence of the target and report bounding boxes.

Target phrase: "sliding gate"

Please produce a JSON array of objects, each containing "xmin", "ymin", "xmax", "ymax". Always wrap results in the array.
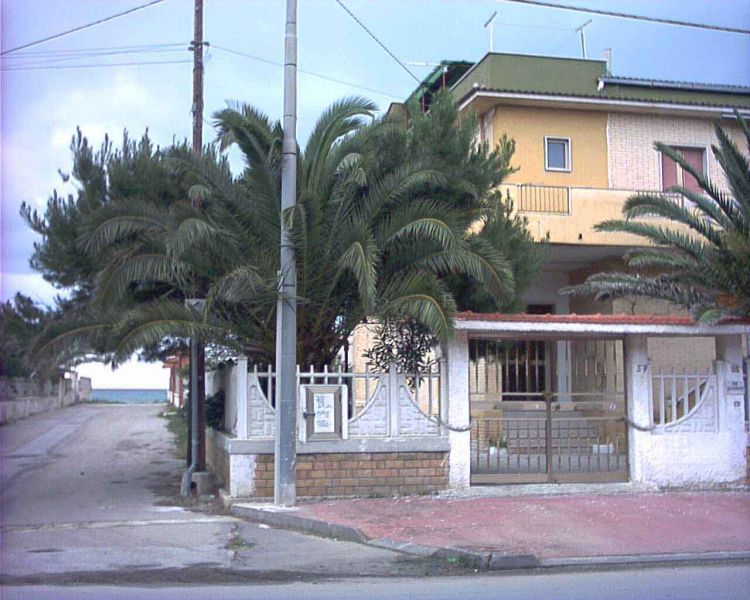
[{"xmin": 469, "ymin": 339, "xmax": 628, "ymax": 484}]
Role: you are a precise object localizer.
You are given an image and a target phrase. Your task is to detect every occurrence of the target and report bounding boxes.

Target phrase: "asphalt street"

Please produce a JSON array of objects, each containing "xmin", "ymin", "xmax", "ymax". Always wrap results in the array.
[
  {"xmin": 0, "ymin": 403, "xmax": 442, "ymax": 586},
  {"xmin": 4, "ymin": 565, "xmax": 750, "ymax": 599},
  {"xmin": 2, "ymin": 403, "xmax": 748, "ymax": 599}
]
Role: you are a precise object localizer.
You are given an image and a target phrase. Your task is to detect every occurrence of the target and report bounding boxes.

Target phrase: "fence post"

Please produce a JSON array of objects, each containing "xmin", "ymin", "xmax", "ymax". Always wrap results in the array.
[
  {"xmin": 714, "ymin": 334, "xmax": 746, "ymax": 433},
  {"xmin": 388, "ymin": 363, "xmax": 398, "ymax": 437},
  {"xmin": 439, "ymin": 356, "xmax": 448, "ymax": 436},
  {"xmin": 236, "ymin": 356, "xmax": 249, "ymax": 438},
  {"xmin": 624, "ymin": 335, "xmax": 651, "ymax": 483}
]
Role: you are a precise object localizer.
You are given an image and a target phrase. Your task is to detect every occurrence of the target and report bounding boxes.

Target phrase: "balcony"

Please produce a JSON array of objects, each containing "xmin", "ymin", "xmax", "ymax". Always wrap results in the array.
[{"xmin": 500, "ymin": 183, "xmax": 683, "ymax": 246}]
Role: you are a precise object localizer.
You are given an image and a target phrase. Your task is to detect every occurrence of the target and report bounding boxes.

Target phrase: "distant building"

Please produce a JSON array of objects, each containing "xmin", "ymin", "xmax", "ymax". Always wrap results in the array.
[{"xmin": 163, "ymin": 352, "xmax": 189, "ymax": 408}]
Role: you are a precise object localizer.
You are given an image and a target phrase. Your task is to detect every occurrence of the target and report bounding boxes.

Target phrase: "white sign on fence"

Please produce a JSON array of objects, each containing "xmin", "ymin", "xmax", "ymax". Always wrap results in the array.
[
  {"xmin": 299, "ymin": 384, "xmax": 347, "ymax": 441},
  {"xmin": 313, "ymin": 393, "xmax": 336, "ymax": 433}
]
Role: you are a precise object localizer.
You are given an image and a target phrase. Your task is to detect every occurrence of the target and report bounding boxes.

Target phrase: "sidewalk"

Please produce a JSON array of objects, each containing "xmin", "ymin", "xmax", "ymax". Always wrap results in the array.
[{"xmin": 231, "ymin": 489, "xmax": 750, "ymax": 569}]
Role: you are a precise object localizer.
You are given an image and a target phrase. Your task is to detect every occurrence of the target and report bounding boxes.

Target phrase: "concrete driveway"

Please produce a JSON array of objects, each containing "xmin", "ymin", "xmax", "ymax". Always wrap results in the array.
[{"xmin": 1, "ymin": 403, "xmax": 441, "ymax": 585}]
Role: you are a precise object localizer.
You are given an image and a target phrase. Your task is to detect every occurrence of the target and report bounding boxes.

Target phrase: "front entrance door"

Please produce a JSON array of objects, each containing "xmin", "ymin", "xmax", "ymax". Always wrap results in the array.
[{"xmin": 468, "ymin": 338, "xmax": 628, "ymax": 484}]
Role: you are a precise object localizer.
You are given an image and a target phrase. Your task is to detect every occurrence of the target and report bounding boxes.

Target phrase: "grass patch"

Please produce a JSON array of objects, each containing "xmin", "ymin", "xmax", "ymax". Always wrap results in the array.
[{"xmin": 161, "ymin": 407, "xmax": 187, "ymax": 461}]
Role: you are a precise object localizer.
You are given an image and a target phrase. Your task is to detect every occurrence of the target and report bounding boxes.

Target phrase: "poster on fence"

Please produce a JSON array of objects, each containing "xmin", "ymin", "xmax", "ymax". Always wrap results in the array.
[{"xmin": 301, "ymin": 385, "xmax": 346, "ymax": 441}]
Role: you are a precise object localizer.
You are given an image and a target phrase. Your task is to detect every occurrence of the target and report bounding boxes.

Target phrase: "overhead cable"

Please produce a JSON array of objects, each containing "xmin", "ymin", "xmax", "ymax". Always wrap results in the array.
[
  {"xmin": 498, "ymin": 0, "xmax": 750, "ymax": 35},
  {"xmin": 1, "ymin": 59, "xmax": 191, "ymax": 72},
  {"xmin": 212, "ymin": 44, "xmax": 403, "ymax": 99},
  {"xmin": 1, "ymin": 0, "xmax": 168, "ymax": 56},
  {"xmin": 334, "ymin": 0, "xmax": 421, "ymax": 83}
]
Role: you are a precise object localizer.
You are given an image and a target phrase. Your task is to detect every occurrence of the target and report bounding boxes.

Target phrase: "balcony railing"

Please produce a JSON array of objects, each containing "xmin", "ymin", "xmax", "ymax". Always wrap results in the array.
[
  {"xmin": 513, "ymin": 184, "xmax": 571, "ymax": 214},
  {"xmin": 498, "ymin": 183, "xmax": 699, "ymax": 245},
  {"xmin": 502, "ymin": 183, "xmax": 700, "ymax": 216}
]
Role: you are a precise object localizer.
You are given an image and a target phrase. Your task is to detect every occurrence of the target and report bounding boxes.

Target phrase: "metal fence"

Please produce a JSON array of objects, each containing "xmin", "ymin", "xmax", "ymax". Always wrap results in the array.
[
  {"xmin": 651, "ymin": 368, "xmax": 717, "ymax": 433},
  {"xmin": 515, "ymin": 184, "xmax": 571, "ymax": 214}
]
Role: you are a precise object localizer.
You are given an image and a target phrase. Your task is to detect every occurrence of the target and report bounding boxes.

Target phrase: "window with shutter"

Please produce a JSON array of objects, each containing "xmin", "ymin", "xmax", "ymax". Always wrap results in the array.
[{"xmin": 661, "ymin": 146, "xmax": 705, "ymax": 193}]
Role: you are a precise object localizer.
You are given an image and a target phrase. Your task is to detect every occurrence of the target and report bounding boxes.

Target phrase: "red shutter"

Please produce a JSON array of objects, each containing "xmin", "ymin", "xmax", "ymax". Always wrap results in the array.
[
  {"xmin": 680, "ymin": 148, "xmax": 704, "ymax": 193},
  {"xmin": 661, "ymin": 152, "xmax": 678, "ymax": 191}
]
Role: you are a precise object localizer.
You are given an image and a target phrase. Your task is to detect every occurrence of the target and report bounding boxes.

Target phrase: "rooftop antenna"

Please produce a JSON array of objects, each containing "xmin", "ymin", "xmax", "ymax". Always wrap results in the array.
[
  {"xmin": 406, "ymin": 60, "xmax": 449, "ymax": 89},
  {"xmin": 575, "ymin": 19, "xmax": 592, "ymax": 58},
  {"xmin": 484, "ymin": 11, "xmax": 497, "ymax": 53},
  {"xmin": 602, "ymin": 48, "xmax": 612, "ymax": 74}
]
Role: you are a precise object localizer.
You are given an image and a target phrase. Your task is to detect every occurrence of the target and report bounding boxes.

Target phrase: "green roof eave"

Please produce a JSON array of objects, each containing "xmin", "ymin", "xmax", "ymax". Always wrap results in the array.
[{"xmin": 449, "ymin": 53, "xmax": 750, "ymax": 111}]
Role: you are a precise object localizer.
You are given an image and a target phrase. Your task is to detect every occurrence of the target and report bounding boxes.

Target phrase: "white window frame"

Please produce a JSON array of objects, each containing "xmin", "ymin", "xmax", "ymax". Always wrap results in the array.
[{"xmin": 544, "ymin": 136, "xmax": 571, "ymax": 172}]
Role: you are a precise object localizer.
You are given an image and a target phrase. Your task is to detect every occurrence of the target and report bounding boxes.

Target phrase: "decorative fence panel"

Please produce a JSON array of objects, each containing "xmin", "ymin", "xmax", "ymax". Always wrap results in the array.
[
  {"xmin": 233, "ymin": 361, "xmax": 444, "ymax": 441},
  {"xmin": 651, "ymin": 368, "xmax": 717, "ymax": 433}
]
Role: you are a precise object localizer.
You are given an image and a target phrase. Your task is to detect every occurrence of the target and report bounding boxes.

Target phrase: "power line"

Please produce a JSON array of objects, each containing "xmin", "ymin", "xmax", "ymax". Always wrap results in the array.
[
  {"xmin": 334, "ymin": 0, "xmax": 421, "ymax": 84},
  {"xmin": 498, "ymin": 0, "xmax": 750, "ymax": 35},
  {"xmin": 495, "ymin": 20, "xmax": 574, "ymax": 32},
  {"xmin": 3, "ymin": 47, "xmax": 186, "ymax": 68},
  {"xmin": 1, "ymin": 0, "xmax": 168, "ymax": 56},
  {"xmin": 1, "ymin": 59, "xmax": 190, "ymax": 72},
  {"xmin": 212, "ymin": 45, "xmax": 403, "ymax": 99},
  {"xmin": 3, "ymin": 42, "xmax": 185, "ymax": 58}
]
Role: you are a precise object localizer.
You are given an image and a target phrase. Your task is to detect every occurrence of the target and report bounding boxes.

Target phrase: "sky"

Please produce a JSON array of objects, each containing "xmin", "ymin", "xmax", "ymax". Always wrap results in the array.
[{"xmin": 2, "ymin": 0, "xmax": 749, "ymax": 388}]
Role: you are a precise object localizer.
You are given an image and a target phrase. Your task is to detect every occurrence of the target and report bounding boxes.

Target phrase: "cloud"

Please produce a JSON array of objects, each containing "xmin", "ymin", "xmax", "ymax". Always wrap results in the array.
[
  {"xmin": 0, "ymin": 271, "xmax": 60, "ymax": 305},
  {"xmin": 76, "ymin": 355, "xmax": 169, "ymax": 390}
]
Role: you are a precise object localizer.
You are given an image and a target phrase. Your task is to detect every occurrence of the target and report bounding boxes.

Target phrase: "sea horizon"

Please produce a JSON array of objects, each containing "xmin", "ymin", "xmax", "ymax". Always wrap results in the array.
[{"xmin": 89, "ymin": 388, "xmax": 168, "ymax": 404}]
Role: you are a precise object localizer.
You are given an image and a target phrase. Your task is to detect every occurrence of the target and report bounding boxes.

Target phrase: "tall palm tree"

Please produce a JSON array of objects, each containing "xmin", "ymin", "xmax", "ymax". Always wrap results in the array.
[
  {"xmin": 198, "ymin": 95, "xmax": 521, "ymax": 366},
  {"xmin": 563, "ymin": 117, "xmax": 750, "ymax": 322},
  {"xmin": 33, "ymin": 95, "xmax": 535, "ymax": 369}
]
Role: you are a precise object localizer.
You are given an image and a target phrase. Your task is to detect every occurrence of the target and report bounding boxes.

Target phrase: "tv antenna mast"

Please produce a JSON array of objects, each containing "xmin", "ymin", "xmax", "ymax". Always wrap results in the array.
[
  {"xmin": 484, "ymin": 11, "xmax": 498, "ymax": 52},
  {"xmin": 575, "ymin": 19, "xmax": 592, "ymax": 58}
]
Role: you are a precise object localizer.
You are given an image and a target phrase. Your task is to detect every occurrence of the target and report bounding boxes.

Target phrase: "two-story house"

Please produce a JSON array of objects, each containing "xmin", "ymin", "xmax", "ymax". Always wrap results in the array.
[{"xmin": 376, "ymin": 53, "xmax": 750, "ymax": 483}]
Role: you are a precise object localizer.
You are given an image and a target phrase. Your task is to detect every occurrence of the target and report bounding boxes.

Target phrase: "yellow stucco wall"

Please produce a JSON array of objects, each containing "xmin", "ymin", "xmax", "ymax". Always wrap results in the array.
[
  {"xmin": 490, "ymin": 106, "xmax": 609, "ymax": 188},
  {"xmin": 501, "ymin": 185, "xmax": 681, "ymax": 246}
]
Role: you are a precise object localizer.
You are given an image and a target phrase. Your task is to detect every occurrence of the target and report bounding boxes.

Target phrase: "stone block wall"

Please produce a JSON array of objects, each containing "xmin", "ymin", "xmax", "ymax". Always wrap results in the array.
[
  {"xmin": 0, "ymin": 373, "xmax": 87, "ymax": 424},
  {"xmin": 252, "ymin": 451, "xmax": 449, "ymax": 498},
  {"xmin": 206, "ymin": 429, "xmax": 230, "ymax": 488}
]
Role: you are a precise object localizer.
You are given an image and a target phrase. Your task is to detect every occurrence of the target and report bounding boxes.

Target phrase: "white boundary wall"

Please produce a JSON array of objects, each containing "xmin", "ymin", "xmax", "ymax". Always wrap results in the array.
[{"xmin": 626, "ymin": 334, "xmax": 747, "ymax": 487}]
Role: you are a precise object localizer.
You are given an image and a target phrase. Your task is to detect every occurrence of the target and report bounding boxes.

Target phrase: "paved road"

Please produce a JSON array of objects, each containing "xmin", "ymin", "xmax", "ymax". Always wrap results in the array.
[
  {"xmin": 0, "ymin": 404, "xmax": 437, "ymax": 585},
  {"xmin": 5, "ymin": 565, "xmax": 750, "ymax": 599}
]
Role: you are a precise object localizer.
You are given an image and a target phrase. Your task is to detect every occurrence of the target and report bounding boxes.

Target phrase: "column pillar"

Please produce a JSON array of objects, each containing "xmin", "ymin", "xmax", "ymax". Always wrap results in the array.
[
  {"xmin": 624, "ymin": 334, "xmax": 651, "ymax": 482},
  {"xmin": 446, "ymin": 330, "xmax": 470, "ymax": 488},
  {"xmin": 555, "ymin": 296, "xmax": 571, "ymax": 402},
  {"xmin": 714, "ymin": 335, "xmax": 745, "ymax": 433},
  {"xmin": 236, "ymin": 355, "xmax": 248, "ymax": 438}
]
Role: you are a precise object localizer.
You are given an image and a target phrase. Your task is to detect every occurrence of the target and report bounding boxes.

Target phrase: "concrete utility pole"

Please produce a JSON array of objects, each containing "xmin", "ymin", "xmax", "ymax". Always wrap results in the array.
[{"xmin": 274, "ymin": 0, "xmax": 298, "ymax": 506}]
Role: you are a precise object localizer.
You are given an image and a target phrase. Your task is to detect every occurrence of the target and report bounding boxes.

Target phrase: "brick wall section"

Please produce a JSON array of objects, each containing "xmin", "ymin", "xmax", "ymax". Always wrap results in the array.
[
  {"xmin": 252, "ymin": 452, "xmax": 449, "ymax": 499},
  {"xmin": 607, "ymin": 112, "xmax": 744, "ymax": 191}
]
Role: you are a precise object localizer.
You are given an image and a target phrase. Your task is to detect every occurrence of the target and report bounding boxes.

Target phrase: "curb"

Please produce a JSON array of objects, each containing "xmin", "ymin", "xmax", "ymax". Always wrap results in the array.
[
  {"xmin": 229, "ymin": 500, "xmax": 750, "ymax": 572},
  {"xmin": 230, "ymin": 503, "xmax": 368, "ymax": 544}
]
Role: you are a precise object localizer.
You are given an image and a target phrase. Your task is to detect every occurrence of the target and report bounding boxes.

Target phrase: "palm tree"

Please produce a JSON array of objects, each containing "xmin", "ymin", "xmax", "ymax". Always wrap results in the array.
[
  {"xmin": 563, "ymin": 117, "xmax": 750, "ymax": 322},
  {"xmin": 197, "ymin": 94, "xmax": 524, "ymax": 366},
  {"xmin": 32, "ymin": 94, "xmax": 539, "ymax": 370}
]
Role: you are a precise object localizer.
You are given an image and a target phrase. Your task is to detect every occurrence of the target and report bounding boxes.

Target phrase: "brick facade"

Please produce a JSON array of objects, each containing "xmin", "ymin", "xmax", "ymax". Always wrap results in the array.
[
  {"xmin": 252, "ymin": 452, "xmax": 449, "ymax": 498},
  {"xmin": 607, "ymin": 112, "xmax": 742, "ymax": 191}
]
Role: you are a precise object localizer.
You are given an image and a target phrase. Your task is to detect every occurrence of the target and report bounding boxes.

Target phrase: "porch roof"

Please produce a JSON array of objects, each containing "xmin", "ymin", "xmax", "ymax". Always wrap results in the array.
[{"xmin": 454, "ymin": 312, "xmax": 750, "ymax": 338}]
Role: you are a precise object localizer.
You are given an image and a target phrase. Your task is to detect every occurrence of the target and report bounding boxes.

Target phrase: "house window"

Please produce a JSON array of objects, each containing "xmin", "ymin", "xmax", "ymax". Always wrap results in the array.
[
  {"xmin": 661, "ymin": 146, "xmax": 705, "ymax": 193},
  {"xmin": 545, "ymin": 137, "xmax": 571, "ymax": 172}
]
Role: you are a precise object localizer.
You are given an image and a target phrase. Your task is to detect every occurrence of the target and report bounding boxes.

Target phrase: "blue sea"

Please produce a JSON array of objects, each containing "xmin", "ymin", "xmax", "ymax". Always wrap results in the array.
[{"xmin": 89, "ymin": 389, "xmax": 168, "ymax": 404}]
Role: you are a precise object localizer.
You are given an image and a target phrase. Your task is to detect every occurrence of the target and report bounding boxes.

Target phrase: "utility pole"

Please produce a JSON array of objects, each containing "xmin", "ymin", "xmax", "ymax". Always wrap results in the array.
[
  {"xmin": 188, "ymin": 0, "xmax": 206, "ymax": 472},
  {"xmin": 576, "ymin": 19, "xmax": 592, "ymax": 59},
  {"xmin": 274, "ymin": 0, "xmax": 298, "ymax": 506}
]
